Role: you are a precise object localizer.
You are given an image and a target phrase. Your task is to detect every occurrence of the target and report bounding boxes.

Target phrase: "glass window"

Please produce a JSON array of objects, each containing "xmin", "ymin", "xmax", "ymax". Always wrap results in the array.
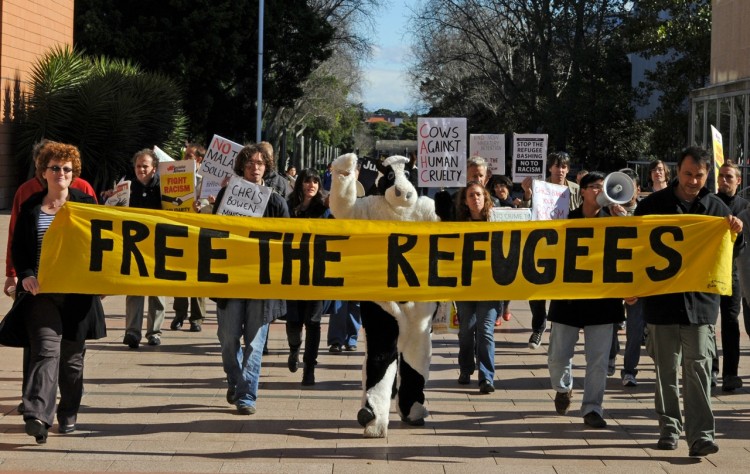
[
  {"xmin": 733, "ymin": 95, "xmax": 746, "ymax": 164},
  {"xmin": 707, "ymin": 99, "xmax": 718, "ymax": 154},
  {"xmin": 693, "ymin": 100, "xmax": 705, "ymax": 147}
]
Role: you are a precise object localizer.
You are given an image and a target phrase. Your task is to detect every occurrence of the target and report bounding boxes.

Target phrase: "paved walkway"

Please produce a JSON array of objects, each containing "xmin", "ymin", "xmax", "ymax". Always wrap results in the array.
[{"xmin": 0, "ymin": 214, "xmax": 749, "ymax": 472}]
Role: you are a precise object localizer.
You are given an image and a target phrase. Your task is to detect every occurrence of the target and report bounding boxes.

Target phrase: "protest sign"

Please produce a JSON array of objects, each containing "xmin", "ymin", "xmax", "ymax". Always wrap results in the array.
[
  {"xmin": 39, "ymin": 202, "xmax": 735, "ymax": 301},
  {"xmin": 153, "ymin": 145, "xmax": 175, "ymax": 163},
  {"xmin": 531, "ymin": 181, "xmax": 570, "ymax": 220},
  {"xmin": 199, "ymin": 134, "xmax": 243, "ymax": 199},
  {"xmin": 512, "ymin": 134, "xmax": 548, "ymax": 182},
  {"xmin": 358, "ymin": 156, "xmax": 379, "ymax": 194},
  {"xmin": 470, "ymin": 134, "xmax": 505, "ymax": 175},
  {"xmin": 104, "ymin": 180, "xmax": 131, "ymax": 207},
  {"xmin": 711, "ymin": 125, "xmax": 724, "ymax": 191},
  {"xmin": 215, "ymin": 175, "xmax": 271, "ymax": 217},
  {"xmin": 417, "ymin": 117, "xmax": 467, "ymax": 187},
  {"xmin": 159, "ymin": 160, "xmax": 196, "ymax": 212},
  {"xmin": 489, "ymin": 208, "xmax": 532, "ymax": 222}
]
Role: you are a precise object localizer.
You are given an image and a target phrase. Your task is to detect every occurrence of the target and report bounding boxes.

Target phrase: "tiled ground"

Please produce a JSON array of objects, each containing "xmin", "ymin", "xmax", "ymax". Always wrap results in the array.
[{"xmin": 0, "ymin": 214, "xmax": 749, "ymax": 472}]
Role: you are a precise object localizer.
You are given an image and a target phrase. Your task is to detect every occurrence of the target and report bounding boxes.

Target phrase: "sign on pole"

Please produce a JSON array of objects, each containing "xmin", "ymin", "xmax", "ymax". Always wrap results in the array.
[
  {"xmin": 153, "ymin": 145, "xmax": 175, "ymax": 163},
  {"xmin": 512, "ymin": 133, "xmax": 548, "ymax": 182},
  {"xmin": 417, "ymin": 117, "xmax": 466, "ymax": 187},
  {"xmin": 159, "ymin": 160, "xmax": 196, "ymax": 212},
  {"xmin": 470, "ymin": 134, "xmax": 505, "ymax": 175},
  {"xmin": 199, "ymin": 134, "xmax": 243, "ymax": 199}
]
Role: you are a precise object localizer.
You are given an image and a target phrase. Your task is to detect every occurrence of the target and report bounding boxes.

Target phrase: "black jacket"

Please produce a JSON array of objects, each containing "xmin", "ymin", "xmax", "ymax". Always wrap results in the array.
[
  {"xmin": 129, "ymin": 174, "xmax": 162, "ymax": 209},
  {"xmin": 634, "ymin": 183, "xmax": 742, "ymax": 325},
  {"xmin": 547, "ymin": 207, "xmax": 625, "ymax": 328},
  {"xmin": 1, "ymin": 189, "xmax": 106, "ymax": 346}
]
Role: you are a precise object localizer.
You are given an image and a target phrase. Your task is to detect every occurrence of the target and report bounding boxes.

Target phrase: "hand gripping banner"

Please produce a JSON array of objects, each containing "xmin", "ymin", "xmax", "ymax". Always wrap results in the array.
[{"xmin": 37, "ymin": 202, "xmax": 735, "ymax": 301}]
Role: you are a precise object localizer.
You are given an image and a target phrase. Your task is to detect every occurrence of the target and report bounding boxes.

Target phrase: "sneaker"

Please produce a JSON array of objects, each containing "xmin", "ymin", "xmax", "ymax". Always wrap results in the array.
[
  {"xmin": 301, "ymin": 368, "xmax": 315, "ymax": 386},
  {"xmin": 25, "ymin": 418, "xmax": 48, "ymax": 444},
  {"xmin": 479, "ymin": 379, "xmax": 495, "ymax": 394},
  {"xmin": 502, "ymin": 311, "xmax": 512, "ymax": 321},
  {"xmin": 189, "ymin": 322, "xmax": 202, "ymax": 332},
  {"xmin": 58, "ymin": 423, "xmax": 76, "ymax": 434},
  {"xmin": 528, "ymin": 331, "xmax": 543, "ymax": 350},
  {"xmin": 689, "ymin": 439, "xmax": 719, "ymax": 457},
  {"xmin": 170, "ymin": 316, "xmax": 184, "ymax": 330},
  {"xmin": 344, "ymin": 344, "xmax": 357, "ymax": 352},
  {"xmin": 583, "ymin": 412, "xmax": 607, "ymax": 429},
  {"xmin": 237, "ymin": 405, "xmax": 256, "ymax": 415},
  {"xmin": 147, "ymin": 335, "xmax": 161, "ymax": 346},
  {"xmin": 622, "ymin": 373, "xmax": 638, "ymax": 387},
  {"xmin": 722, "ymin": 375, "xmax": 743, "ymax": 392},
  {"xmin": 458, "ymin": 372, "xmax": 471, "ymax": 385},
  {"xmin": 328, "ymin": 344, "xmax": 342, "ymax": 353},
  {"xmin": 554, "ymin": 390, "xmax": 572, "ymax": 415},
  {"xmin": 711, "ymin": 371, "xmax": 719, "ymax": 388},
  {"xmin": 123, "ymin": 333, "xmax": 139, "ymax": 349}
]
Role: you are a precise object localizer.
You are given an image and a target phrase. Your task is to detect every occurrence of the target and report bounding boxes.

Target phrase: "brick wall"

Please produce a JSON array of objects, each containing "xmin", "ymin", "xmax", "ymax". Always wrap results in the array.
[{"xmin": 0, "ymin": 0, "xmax": 73, "ymax": 209}]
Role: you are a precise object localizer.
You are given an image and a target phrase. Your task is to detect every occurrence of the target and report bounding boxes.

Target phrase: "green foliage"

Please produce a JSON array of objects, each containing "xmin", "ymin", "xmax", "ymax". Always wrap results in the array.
[
  {"xmin": 17, "ymin": 46, "xmax": 187, "ymax": 191},
  {"xmin": 623, "ymin": 0, "xmax": 711, "ymax": 159},
  {"xmin": 74, "ymin": 0, "xmax": 334, "ymax": 143}
]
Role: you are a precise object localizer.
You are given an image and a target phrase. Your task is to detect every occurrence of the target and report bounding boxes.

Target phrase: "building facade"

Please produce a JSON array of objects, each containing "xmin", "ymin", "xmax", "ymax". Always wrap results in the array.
[
  {"xmin": 690, "ymin": 0, "xmax": 750, "ymax": 164},
  {"xmin": 0, "ymin": 0, "xmax": 73, "ymax": 208}
]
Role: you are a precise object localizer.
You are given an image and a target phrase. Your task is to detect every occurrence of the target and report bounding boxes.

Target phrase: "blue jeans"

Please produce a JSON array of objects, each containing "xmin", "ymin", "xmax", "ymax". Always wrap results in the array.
[
  {"xmin": 326, "ymin": 301, "xmax": 361, "ymax": 346},
  {"xmin": 217, "ymin": 299, "xmax": 269, "ymax": 408},
  {"xmin": 548, "ymin": 322, "xmax": 612, "ymax": 416},
  {"xmin": 622, "ymin": 299, "xmax": 645, "ymax": 377},
  {"xmin": 456, "ymin": 301, "xmax": 500, "ymax": 383}
]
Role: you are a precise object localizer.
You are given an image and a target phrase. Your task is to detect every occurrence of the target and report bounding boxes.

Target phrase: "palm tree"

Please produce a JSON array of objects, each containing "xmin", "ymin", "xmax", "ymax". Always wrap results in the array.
[{"xmin": 16, "ymin": 46, "xmax": 187, "ymax": 191}]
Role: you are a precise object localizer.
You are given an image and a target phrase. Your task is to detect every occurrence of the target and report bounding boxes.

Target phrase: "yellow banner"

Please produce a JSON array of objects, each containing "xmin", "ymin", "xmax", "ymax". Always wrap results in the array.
[{"xmin": 38, "ymin": 202, "xmax": 735, "ymax": 301}]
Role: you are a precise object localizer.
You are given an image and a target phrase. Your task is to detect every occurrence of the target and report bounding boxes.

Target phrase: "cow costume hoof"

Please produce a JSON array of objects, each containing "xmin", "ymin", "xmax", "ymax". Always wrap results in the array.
[
  {"xmin": 357, "ymin": 406, "xmax": 376, "ymax": 427},
  {"xmin": 399, "ymin": 402, "xmax": 429, "ymax": 427}
]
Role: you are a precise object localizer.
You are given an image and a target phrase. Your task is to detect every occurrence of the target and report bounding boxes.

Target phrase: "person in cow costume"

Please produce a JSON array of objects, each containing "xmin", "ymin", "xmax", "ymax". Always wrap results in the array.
[{"xmin": 328, "ymin": 153, "xmax": 440, "ymax": 438}]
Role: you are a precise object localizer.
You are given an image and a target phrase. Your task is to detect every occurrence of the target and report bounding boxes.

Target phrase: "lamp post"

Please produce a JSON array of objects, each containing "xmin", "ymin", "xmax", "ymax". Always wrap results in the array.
[{"xmin": 256, "ymin": 0, "xmax": 264, "ymax": 142}]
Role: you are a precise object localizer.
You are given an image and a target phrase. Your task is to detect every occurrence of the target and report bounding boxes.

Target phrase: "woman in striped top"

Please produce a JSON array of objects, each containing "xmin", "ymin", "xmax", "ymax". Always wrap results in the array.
[{"xmin": 10, "ymin": 142, "xmax": 105, "ymax": 444}]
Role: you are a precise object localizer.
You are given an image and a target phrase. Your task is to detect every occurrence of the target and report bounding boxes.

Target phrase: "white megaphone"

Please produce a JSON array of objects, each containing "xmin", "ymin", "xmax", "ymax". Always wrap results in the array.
[{"xmin": 596, "ymin": 171, "xmax": 636, "ymax": 207}]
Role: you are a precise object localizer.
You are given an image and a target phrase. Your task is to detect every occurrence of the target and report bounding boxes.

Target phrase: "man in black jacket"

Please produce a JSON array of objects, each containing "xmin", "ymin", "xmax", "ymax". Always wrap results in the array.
[
  {"xmin": 633, "ymin": 146, "xmax": 744, "ymax": 457},
  {"xmin": 712, "ymin": 161, "xmax": 747, "ymax": 391}
]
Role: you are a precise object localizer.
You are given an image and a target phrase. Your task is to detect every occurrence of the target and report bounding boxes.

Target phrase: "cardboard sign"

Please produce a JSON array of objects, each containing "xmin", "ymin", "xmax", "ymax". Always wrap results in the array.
[
  {"xmin": 531, "ymin": 180, "xmax": 570, "ymax": 221},
  {"xmin": 358, "ymin": 156, "xmax": 379, "ymax": 194},
  {"xmin": 105, "ymin": 180, "xmax": 131, "ymax": 207},
  {"xmin": 215, "ymin": 175, "xmax": 271, "ymax": 217},
  {"xmin": 153, "ymin": 145, "xmax": 175, "ymax": 163},
  {"xmin": 512, "ymin": 133, "xmax": 548, "ymax": 182},
  {"xmin": 417, "ymin": 117, "xmax": 467, "ymax": 187},
  {"xmin": 199, "ymin": 134, "xmax": 243, "ymax": 199},
  {"xmin": 489, "ymin": 207, "xmax": 532, "ymax": 222},
  {"xmin": 159, "ymin": 160, "xmax": 196, "ymax": 212},
  {"xmin": 470, "ymin": 134, "xmax": 505, "ymax": 175}
]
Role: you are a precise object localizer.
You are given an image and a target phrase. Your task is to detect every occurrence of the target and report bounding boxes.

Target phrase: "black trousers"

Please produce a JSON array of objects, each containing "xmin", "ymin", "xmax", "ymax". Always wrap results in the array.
[
  {"xmin": 23, "ymin": 294, "xmax": 85, "ymax": 428},
  {"xmin": 285, "ymin": 300, "xmax": 323, "ymax": 366},
  {"xmin": 713, "ymin": 275, "xmax": 742, "ymax": 377}
]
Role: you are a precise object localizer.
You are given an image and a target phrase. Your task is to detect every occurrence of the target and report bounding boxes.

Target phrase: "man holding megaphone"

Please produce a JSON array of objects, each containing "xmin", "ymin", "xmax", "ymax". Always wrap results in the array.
[{"xmin": 546, "ymin": 171, "xmax": 627, "ymax": 429}]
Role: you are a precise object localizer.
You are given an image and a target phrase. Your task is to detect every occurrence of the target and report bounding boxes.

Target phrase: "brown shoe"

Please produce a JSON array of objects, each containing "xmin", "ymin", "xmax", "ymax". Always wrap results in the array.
[{"xmin": 554, "ymin": 390, "xmax": 572, "ymax": 415}]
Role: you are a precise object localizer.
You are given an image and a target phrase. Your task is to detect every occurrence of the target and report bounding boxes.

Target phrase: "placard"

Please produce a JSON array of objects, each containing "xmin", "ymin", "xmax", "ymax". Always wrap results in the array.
[
  {"xmin": 104, "ymin": 180, "xmax": 131, "ymax": 207},
  {"xmin": 489, "ymin": 207, "xmax": 532, "ymax": 222},
  {"xmin": 159, "ymin": 159, "xmax": 196, "ymax": 212},
  {"xmin": 199, "ymin": 134, "xmax": 243, "ymax": 199},
  {"xmin": 470, "ymin": 134, "xmax": 505, "ymax": 175},
  {"xmin": 531, "ymin": 180, "xmax": 570, "ymax": 220},
  {"xmin": 512, "ymin": 133, "xmax": 548, "ymax": 182},
  {"xmin": 417, "ymin": 117, "xmax": 467, "ymax": 187},
  {"xmin": 215, "ymin": 175, "xmax": 271, "ymax": 217}
]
